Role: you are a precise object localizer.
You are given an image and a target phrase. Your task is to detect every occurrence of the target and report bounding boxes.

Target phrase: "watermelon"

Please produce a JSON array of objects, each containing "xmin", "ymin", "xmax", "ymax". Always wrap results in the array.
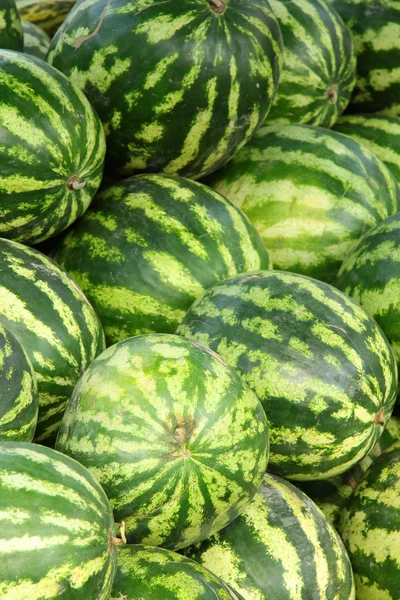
[
  {"xmin": 177, "ymin": 270, "xmax": 398, "ymax": 480},
  {"xmin": 0, "ymin": 441, "xmax": 119, "ymax": 599},
  {"xmin": 296, "ymin": 415, "xmax": 400, "ymax": 527},
  {"xmin": 0, "ymin": 322, "xmax": 38, "ymax": 442},
  {"xmin": 52, "ymin": 174, "xmax": 271, "ymax": 345},
  {"xmin": 0, "ymin": 238, "xmax": 105, "ymax": 444},
  {"xmin": 22, "ymin": 19, "xmax": 50, "ymax": 59},
  {"xmin": 55, "ymin": 334, "xmax": 269, "ymax": 550},
  {"xmin": 47, "ymin": 0, "xmax": 283, "ymax": 179},
  {"xmin": 328, "ymin": 0, "xmax": 400, "ymax": 115},
  {"xmin": 337, "ymin": 212, "xmax": 400, "ymax": 375},
  {"xmin": 339, "ymin": 440, "xmax": 400, "ymax": 599},
  {"xmin": 334, "ymin": 114, "xmax": 400, "ymax": 183},
  {"xmin": 0, "ymin": 0, "xmax": 23, "ymax": 50},
  {"xmin": 186, "ymin": 473, "xmax": 355, "ymax": 600},
  {"xmin": 206, "ymin": 124, "xmax": 400, "ymax": 283},
  {"xmin": 267, "ymin": 0, "xmax": 356, "ymax": 127},
  {"xmin": 111, "ymin": 545, "xmax": 245, "ymax": 600},
  {"xmin": 0, "ymin": 49, "xmax": 106, "ymax": 245},
  {"xmin": 16, "ymin": 0, "xmax": 77, "ymax": 34}
]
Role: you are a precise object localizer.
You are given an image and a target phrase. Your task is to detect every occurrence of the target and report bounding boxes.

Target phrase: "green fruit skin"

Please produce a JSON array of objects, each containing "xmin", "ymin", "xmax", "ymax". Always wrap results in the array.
[
  {"xmin": 0, "ymin": 238, "xmax": 105, "ymax": 444},
  {"xmin": 16, "ymin": 0, "xmax": 77, "ymax": 34},
  {"xmin": 186, "ymin": 473, "xmax": 355, "ymax": 600},
  {"xmin": 52, "ymin": 174, "xmax": 271, "ymax": 345},
  {"xmin": 0, "ymin": 322, "xmax": 38, "ymax": 442},
  {"xmin": 0, "ymin": 49, "xmax": 106, "ymax": 245},
  {"xmin": 339, "ymin": 440, "xmax": 400, "ymax": 599},
  {"xmin": 334, "ymin": 114, "xmax": 400, "ymax": 183},
  {"xmin": 0, "ymin": 0, "xmax": 23, "ymax": 51},
  {"xmin": 47, "ymin": 0, "xmax": 283, "ymax": 179},
  {"xmin": 328, "ymin": 0, "xmax": 400, "ymax": 115},
  {"xmin": 111, "ymin": 545, "xmax": 245, "ymax": 600},
  {"xmin": 267, "ymin": 0, "xmax": 356, "ymax": 127},
  {"xmin": 0, "ymin": 441, "xmax": 117, "ymax": 599},
  {"xmin": 205, "ymin": 123, "xmax": 400, "ymax": 283},
  {"xmin": 22, "ymin": 19, "xmax": 50, "ymax": 59},
  {"xmin": 177, "ymin": 269, "xmax": 398, "ymax": 480},
  {"xmin": 56, "ymin": 334, "xmax": 269, "ymax": 550}
]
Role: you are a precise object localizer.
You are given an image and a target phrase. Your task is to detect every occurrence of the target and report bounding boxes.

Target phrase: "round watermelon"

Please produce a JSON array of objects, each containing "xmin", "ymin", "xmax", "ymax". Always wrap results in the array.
[
  {"xmin": 0, "ymin": 0, "xmax": 23, "ymax": 50},
  {"xmin": 16, "ymin": 0, "xmax": 77, "ymax": 34},
  {"xmin": 206, "ymin": 123, "xmax": 400, "ymax": 283},
  {"xmin": 328, "ymin": 0, "xmax": 400, "ymax": 115},
  {"xmin": 0, "ymin": 238, "xmax": 105, "ymax": 444},
  {"xmin": 56, "ymin": 334, "xmax": 269, "ymax": 550},
  {"xmin": 267, "ymin": 0, "xmax": 356, "ymax": 127},
  {"xmin": 111, "ymin": 545, "xmax": 245, "ymax": 600},
  {"xmin": 186, "ymin": 473, "xmax": 355, "ymax": 600},
  {"xmin": 47, "ymin": 0, "xmax": 283, "ymax": 179},
  {"xmin": 339, "ymin": 440, "xmax": 400, "ymax": 599},
  {"xmin": 0, "ymin": 442, "xmax": 119, "ymax": 599},
  {"xmin": 52, "ymin": 174, "xmax": 271, "ymax": 345},
  {"xmin": 0, "ymin": 322, "xmax": 38, "ymax": 442},
  {"xmin": 177, "ymin": 270, "xmax": 398, "ymax": 480},
  {"xmin": 335, "ymin": 114, "xmax": 400, "ymax": 183},
  {"xmin": 0, "ymin": 50, "xmax": 106, "ymax": 245},
  {"xmin": 22, "ymin": 19, "xmax": 50, "ymax": 59}
]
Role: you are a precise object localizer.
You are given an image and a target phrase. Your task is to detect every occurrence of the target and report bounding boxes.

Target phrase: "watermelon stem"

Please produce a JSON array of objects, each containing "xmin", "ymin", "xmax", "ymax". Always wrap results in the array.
[
  {"xmin": 325, "ymin": 85, "xmax": 338, "ymax": 104},
  {"xmin": 111, "ymin": 521, "xmax": 127, "ymax": 546},
  {"xmin": 209, "ymin": 0, "xmax": 226, "ymax": 14},
  {"xmin": 67, "ymin": 176, "xmax": 86, "ymax": 191},
  {"xmin": 375, "ymin": 408, "xmax": 385, "ymax": 426}
]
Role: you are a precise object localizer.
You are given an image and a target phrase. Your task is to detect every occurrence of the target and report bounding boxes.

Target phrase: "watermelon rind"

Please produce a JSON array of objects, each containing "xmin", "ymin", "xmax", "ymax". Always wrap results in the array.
[{"xmin": 22, "ymin": 19, "xmax": 50, "ymax": 59}]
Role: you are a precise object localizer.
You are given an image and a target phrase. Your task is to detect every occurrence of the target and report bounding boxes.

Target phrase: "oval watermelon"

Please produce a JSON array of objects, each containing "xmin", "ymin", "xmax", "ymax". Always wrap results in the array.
[
  {"xmin": 0, "ymin": 238, "xmax": 105, "ymax": 444},
  {"xmin": 177, "ymin": 270, "xmax": 398, "ymax": 480},
  {"xmin": 47, "ymin": 0, "xmax": 283, "ymax": 179},
  {"xmin": 111, "ymin": 545, "xmax": 245, "ymax": 600},
  {"xmin": 0, "ymin": 441, "xmax": 119, "ymax": 599},
  {"xmin": 339, "ymin": 440, "xmax": 400, "ymax": 599},
  {"xmin": 267, "ymin": 0, "xmax": 356, "ymax": 127},
  {"xmin": 56, "ymin": 334, "xmax": 269, "ymax": 550},
  {"xmin": 206, "ymin": 124, "xmax": 400, "ymax": 283},
  {"xmin": 0, "ymin": 49, "xmax": 106, "ymax": 245},
  {"xmin": 186, "ymin": 473, "xmax": 355, "ymax": 600},
  {"xmin": 52, "ymin": 174, "xmax": 271, "ymax": 345},
  {"xmin": 328, "ymin": 0, "xmax": 400, "ymax": 115},
  {"xmin": 16, "ymin": 0, "xmax": 77, "ymax": 34},
  {"xmin": 0, "ymin": 322, "xmax": 38, "ymax": 442},
  {"xmin": 0, "ymin": 0, "xmax": 23, "ymax": 51},
  {"xmin": 334, "ymin": 114, "xmax": 400, "ymax": 183},
  {"xmin": 22, "ymin": 19, "xmax": 50, "ymax": 59}
]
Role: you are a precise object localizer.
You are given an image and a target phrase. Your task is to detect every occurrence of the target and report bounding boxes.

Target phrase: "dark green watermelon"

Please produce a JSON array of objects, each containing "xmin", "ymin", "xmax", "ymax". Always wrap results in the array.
[
  {"xmin": 22, "ymin": 19, "xmax": 50, "ymax": 59},
  {"xmin": 0, "ymin": 0, "xmax": 23, "ymax": 50}
]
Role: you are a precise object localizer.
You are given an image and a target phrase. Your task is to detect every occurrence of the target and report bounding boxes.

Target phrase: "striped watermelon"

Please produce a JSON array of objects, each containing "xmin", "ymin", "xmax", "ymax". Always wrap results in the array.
[
  {"xmin": 47, "ymin": 0, "xmax": 283, "ymax": 180},
  {"xmin": 111, "ymin": 545, "xmax": 244, "ymax": 600},
  {"xmin": 0, "ymin": 238, "xmax": 105, "ymax": 444},
  {"xmin": 0, "ymin": 49, "xmax": 106, "ymax": 245},
  {"xmin": 186, "ymin": 473, "xmax": 355, "ymax": 600},
  {"xmin": 297, "ymin": 415, "xmax": 400, "ymax": 527},
  {"xmin": 16, "ymin": 0, "xmax": 77, "ymax": 34},
  {"xmin": 0, "ymin": 0, "xmax": 23, "ymax": 50},
  {"xmin": 22, "ymin": 19, "xmax": 50, "ymax": 59},
  {"xmin": 328, "ymin": 0, "xmax": 400, "ymax": 115},
  {"xmin": 52, "ymin": 174, "xmax": 271, "ymax": 345},
  {"xmin": 206, "ymin": 124, "xmax": 400, "ymax": 283},
  {"xmin": 56, "ymin": 334, "xmax": 269, "ymax": 550},
  {"xmin": 337, "ymin": 212, "xmax": 400, "ymax": 376},
  {"xmin": 339, "ymin": 440, "xmax": 400, "ymax": 599},
  {"xmin": 0, "ymin": 441, "xmax": 119, "ymax": 599},
  {"xmin": 334, "ymin": 114, "xmax": 400, "ymax": 183},
  {"xmin": 0, "ymin": 322, "xmax": 38, "ymax": 442},
  {"xmin": 177, "ymin": 270, "xmax": 398, "ymax": 480},
  {"xmin": 267, "ymin": 0, "xmax": 356, "ymax": 127}
]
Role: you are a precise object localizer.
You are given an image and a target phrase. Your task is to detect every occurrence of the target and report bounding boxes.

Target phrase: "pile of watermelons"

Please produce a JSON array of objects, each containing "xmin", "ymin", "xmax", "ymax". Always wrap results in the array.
[{"xmin": 0, "ymin": 0, "xmax": 400, "ymax": 598}]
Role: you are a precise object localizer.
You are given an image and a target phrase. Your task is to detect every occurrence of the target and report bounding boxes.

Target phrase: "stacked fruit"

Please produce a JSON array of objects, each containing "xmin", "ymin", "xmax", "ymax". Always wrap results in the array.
[{"xmin": 1, "ymin": 0, "xmax": 399, "ymax": 598}]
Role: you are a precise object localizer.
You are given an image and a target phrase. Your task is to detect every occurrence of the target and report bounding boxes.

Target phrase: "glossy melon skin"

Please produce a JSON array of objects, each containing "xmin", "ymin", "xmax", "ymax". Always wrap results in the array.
[
  {"xmin": 17, "ymin": 0, "xmax": 77, "ymax": 34},
  {"xmin": 0, "ymin": 0, "xmax": 23, "ymax": 51},
  {"xmin": 56, "ymin": 334, "xmax": 269, "ymax": 550},
  {"xmin": 0, "ymin": 50, "xmax": 106, "ymax": 245},
  {"xmin": 52, "ymin": 174, "xmax": 271, "ymax": 345},
  {"xmin": 47, "ymin": 0, "xmax": 283, "ymax": 179},
  {"xmin": 22, "ymin": 19, "xmax": 50, "ymax": 59},
  {"xmin": 177, "ymin": 270, "xmax": 398, "ymax": 480},
  {"xmin": 267, "ymin": 0, "xmax": 356, "ymax": 127},
  {"xmin": 0, "ymin": 442, "xmax": 118, "ymax": 599}
]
